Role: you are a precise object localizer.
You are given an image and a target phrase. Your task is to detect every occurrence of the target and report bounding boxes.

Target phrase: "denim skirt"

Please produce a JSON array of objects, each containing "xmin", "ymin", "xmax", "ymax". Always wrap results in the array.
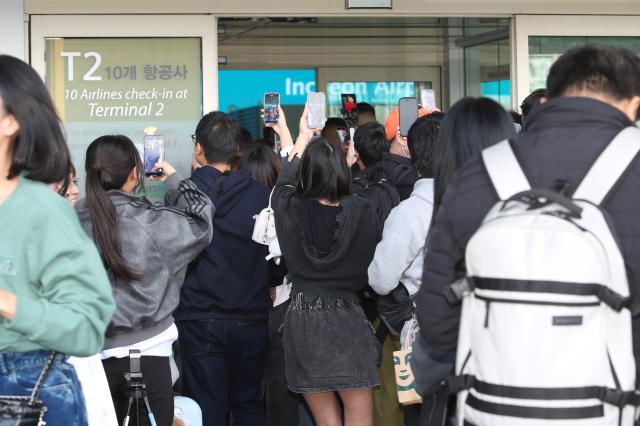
[
  {"xmin": 0, "ymin": 350, "xmax": 88, "ymax": 426},
  {"xmin": 283, "ymin": 289, "xmax": 381, "ymax": 393}
]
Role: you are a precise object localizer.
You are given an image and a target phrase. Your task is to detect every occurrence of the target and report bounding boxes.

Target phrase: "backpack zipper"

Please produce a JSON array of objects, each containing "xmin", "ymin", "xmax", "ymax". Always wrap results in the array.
[
  {"xmin": 484, "ymin": 299, "xmax": 491, "ymax": 328},
  {"xmin": 476, "ymin": 295, "xmax": 599, "ymax": 329}
]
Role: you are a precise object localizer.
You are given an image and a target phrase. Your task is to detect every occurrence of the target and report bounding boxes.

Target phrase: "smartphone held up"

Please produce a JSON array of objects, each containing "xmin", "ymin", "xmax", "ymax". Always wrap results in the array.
[
  {"xmin": 341, "ymin": 93, "xmax": 358, "ymax": 126},
  {"xmin": 144, "ymin": 134, "xmax": 165, "ymax": 177},
  {"xmin": 307, "ymin": 92, "xmax": 326, "ymax": 129},
  {"xmin": 398, "ymin": 97, "xmax": 419, "ymax": 137},
  {"xmin": 264, "ymin": 93, "xmax": 280, "ymax": 125},
  {"xmin": 420, "ymin": 89, "xmax": 437, "ymax": 112}
]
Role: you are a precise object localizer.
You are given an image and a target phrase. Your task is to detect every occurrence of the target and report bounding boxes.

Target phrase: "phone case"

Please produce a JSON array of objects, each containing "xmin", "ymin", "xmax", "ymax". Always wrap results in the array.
[
  {"xmin": 399, "ymin": 97, "xmax": 419, "ymax": 136},
  {"xmin": 307, "ymin": 92, "xmax": 326, "ymax": 129}
]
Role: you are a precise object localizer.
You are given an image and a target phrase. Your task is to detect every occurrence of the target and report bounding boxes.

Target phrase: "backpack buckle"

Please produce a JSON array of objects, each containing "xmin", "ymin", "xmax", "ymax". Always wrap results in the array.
[
  {"xmin": 444, "ymin": 278, "xmax": 473, "ymax": 305},
  {"xmin": 602, "ymin": 389, "xmax": 626, "ymax": 407}
]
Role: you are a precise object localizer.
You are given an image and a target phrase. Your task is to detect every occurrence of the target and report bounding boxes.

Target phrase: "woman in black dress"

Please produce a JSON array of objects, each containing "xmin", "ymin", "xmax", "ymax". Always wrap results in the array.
[{"xmin": 272, "ymin": 107, "xmax": 381, "ymax": 426}]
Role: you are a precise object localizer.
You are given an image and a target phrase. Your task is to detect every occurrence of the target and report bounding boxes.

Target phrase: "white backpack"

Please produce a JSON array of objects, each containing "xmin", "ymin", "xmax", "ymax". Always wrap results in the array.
[{"xmin": 447, "ymin": 127, "xmax": 640, "ymax": 426}]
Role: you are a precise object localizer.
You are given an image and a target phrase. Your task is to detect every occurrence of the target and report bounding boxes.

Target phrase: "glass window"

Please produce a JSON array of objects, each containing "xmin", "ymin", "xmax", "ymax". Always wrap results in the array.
[
  {"xmin": 528, "ymin": 36, "xmax": 640, "ymax": 92},
  {"xmin": 218, "ymin": 69, "xmax": 316, "ymax": 138},
  {"xmin": 464, "ymin": 22, "xmax": 511, "ymax": 108},
  {"xmin": 326, "ymin": 81, "xmax": 432, "ymax": 122}
]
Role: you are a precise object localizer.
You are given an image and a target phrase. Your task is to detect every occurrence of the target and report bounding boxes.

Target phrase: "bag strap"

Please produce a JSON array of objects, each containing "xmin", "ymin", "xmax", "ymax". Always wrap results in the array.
[
  {"xmin": 267, "ymin": 185, "xmax": 276, "ymax": 209},
  {"xmin": 29, "ymin": 352, "xmax": 57, "ymax": 404},
  {"xmin": 448, "ymin": 374, "xmax": 640, "ymax": 408},
  {"xmin": 573, "ymin": 127, "xmax": 640, "ymax": 205},
  {"xmin": 208, "ymin": 171, "xmax": 230, "ymax": 201},
  {"xmin": 481, "ymin": 139, "xmax": 531, "ymax": 200}
]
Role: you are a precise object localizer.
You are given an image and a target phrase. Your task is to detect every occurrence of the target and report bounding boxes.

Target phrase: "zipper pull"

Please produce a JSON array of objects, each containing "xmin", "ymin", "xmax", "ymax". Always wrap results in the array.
[{"xmin": 484, "ymin": 300, "xmax": 491, "ymax": 328}]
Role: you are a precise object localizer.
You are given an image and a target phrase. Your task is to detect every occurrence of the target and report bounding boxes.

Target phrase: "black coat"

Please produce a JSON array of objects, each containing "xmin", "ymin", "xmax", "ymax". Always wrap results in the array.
[{"xmin": 415, "ymin": 97, "xmax": 640, "ymax": 381}]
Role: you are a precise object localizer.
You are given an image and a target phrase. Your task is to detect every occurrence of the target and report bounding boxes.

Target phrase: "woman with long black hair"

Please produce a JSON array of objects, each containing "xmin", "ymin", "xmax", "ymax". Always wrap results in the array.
[
  {"xmin": 75, "ymin": 135, "xmax": 214, "ymax": 426},
  {"xmin": 0, "ymin": 54, "xmax": 115, "ymax": 425},
  {"xmin": 273, "ymin": 108, "xmax": 381, "ymax": 426}
]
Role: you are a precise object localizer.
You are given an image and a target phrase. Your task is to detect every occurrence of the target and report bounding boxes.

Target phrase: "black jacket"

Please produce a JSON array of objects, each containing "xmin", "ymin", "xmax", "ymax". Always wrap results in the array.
[
  {"xmin": 273, "ymin": 156, "xmax": 380, "ymax": 295},
  {"xmin": 415, "ymin": 97, "xmax": 640, "ymax": 381},
  {"xmin": 176, "ymin": 166, "xmax": 271, "ymax": 320},
  {"xmin": 379, "ymin": 153, "xmax": 419, "ymax": 201}
]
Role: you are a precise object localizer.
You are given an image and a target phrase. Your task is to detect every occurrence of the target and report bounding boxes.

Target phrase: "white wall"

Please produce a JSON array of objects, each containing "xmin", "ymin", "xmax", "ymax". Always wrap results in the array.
[{"xmin": 0, "ymin": 0, "xmax": 25, "ymax": 60}]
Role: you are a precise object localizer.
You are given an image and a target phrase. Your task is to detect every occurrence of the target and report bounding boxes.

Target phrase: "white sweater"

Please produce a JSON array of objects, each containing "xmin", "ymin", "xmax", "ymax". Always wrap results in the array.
[{"xmin": 368, "ymin": 178, "xmax": 434, "ymax": 296}]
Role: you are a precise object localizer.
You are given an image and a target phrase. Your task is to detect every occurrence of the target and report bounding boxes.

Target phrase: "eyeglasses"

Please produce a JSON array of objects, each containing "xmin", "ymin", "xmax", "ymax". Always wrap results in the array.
[{"xmin": 191, "ymin": 134, "xmax": 197, "ymax": 143}]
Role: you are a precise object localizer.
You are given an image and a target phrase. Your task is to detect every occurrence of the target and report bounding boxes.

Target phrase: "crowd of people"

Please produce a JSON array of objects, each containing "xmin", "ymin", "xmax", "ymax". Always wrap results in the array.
[{"xmin": 1, "ymin": 43, "xmax": 640, "ymax": 426}]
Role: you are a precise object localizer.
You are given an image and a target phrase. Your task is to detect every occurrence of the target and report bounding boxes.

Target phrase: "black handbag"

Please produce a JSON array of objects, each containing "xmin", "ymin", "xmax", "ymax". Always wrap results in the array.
[{"xmin": 0, "ymin": 352, "xmax": 56, "ymax": 426}]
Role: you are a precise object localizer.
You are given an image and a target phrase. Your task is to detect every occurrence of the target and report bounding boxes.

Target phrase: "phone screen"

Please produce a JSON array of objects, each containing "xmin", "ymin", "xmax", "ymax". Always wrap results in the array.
[
  {"xmin": 337, "ymin": 128, "xmax": 349, "ymax": 148},
  {"xmin": 341, "ymin": 93, "xmax": 357, "ymax": 115},
  {"xmin": 307, "ymin": 92, "xmax": 326, "ymax": 129},
  {"xmin": 399, "ymin": 98, "xmax": 419, "ymax": 137},
  {"xmin": 144, "ymin": 135, "xmax": 165, "ymax": 176},
  {"xmin": 420, "ymin": 89, "xmax": 437, "ymax": 111},
  {"xmin": 264, "ymin": 93, "xmax": 280, "ymax": 124}
]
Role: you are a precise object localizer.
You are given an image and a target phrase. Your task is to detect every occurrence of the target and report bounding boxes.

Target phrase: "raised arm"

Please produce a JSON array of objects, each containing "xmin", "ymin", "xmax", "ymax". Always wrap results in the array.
[{"xmin": 144, "ymin": 162, "xmax": 215, "ymax": 273}]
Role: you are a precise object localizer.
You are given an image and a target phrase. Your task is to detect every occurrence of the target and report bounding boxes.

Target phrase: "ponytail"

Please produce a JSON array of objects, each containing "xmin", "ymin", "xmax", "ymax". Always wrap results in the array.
[{"xmin": 85, "ymin": 135, "xmax": 143, "ymax": 283}]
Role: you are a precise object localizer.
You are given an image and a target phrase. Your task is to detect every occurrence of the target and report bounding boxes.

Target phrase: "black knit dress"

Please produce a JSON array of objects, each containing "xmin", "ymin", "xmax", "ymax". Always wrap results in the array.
[{"xmin": 273, "ymin": 156, "xmax": 382, "ymax": 393}]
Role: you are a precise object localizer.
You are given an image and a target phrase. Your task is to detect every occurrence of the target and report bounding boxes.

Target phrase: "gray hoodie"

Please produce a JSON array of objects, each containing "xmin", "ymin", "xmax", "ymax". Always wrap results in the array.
[
  {"xmin": 368, "ymin": 178, "xmax": 434, "ymax": 296},
  {"xmin": 75, "ymin": 173, "xmax": 214, "ymax": 350}
]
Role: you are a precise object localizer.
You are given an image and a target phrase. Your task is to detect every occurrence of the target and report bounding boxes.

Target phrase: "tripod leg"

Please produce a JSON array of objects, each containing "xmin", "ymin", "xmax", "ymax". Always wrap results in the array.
[
  {"xmin": 143, "ymin": 395, "xmax": 158, "ymax": 426},
  {"xmin": 122, "ymin": 395, "xmax": 134, "ymax": 426}
]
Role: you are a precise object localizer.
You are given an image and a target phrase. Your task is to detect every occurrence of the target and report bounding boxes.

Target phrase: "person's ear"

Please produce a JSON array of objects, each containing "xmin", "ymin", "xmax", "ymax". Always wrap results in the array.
[
  {"xmin": 622, "ymin": 96, "xmax": 640, "ymax": 122},
  {"xmin": 194, "ymin": 143, "xmax": 204, "ymax": 156},
  {"xmin": 129, "ymin": 167, "xmax": 138, "ymax": 185},
  {"xmin": 613, "ymin": 96, "xmax": 640, "ymax": 122},
  {"xmin": 0, "ymin": 113, "xmax": 19, "ymax": 139}
]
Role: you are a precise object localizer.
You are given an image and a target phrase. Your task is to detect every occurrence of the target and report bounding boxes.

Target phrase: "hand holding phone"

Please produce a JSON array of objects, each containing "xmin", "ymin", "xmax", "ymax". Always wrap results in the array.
[{"xmin": 150, "ymin": 161, "xmax": 176, "ymax": 182}]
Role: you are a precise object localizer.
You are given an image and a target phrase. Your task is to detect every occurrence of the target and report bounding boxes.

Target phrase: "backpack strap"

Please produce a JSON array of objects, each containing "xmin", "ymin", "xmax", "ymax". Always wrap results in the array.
[
  {"xmin": 481, "ymin": 139, "xmax": 531, "ymax": 200},
  {"xmin": 573, "ymin": 127, "xmax": 640, "ymax": 205}
]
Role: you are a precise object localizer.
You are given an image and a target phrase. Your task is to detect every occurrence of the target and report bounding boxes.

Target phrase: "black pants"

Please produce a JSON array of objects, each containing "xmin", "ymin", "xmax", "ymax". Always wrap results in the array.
[
  {"xmin": 102, "ymin": 356, "xmax": 174, "ymax": 426},
  {"xmin": 177, "ymin": 318, "xmax": 269, "ymax": 426},
  {"xmin": 266, "ymin": 300, "xmax": 300, "ymax": 426}
]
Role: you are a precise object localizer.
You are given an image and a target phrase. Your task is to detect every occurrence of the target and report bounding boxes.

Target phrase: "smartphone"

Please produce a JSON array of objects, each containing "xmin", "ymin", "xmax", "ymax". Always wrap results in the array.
[
  {"xmin": 144, "ymin": 134, "xmax": 165, "ymax": 176},
  {"xmin": 337, "ymin": 128, "xmax": 349, "ymax": 149},
  {"xmin": 341, "ymin": 93, "xmax": 357, "ymax": 115},
  {"xmin": 307, "ymin": 92, "xmax": 326, "ymax": 129},
  {"xmin": 399, "ymin": 97, "xmax": 419, "ymax": 137},
  {"xmin": 420, "ymin": 89, "xmax": 437, "ymax": 112},
  {"xmin": 341, "ymin": 93, "xmax": 358, "ymax": 126},
  {"xmin": 263, "ymin": 92, "xmax": 280, "ymax": 125}
]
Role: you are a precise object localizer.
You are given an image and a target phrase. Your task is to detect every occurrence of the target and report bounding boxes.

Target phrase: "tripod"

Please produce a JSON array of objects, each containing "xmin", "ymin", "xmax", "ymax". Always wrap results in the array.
[{"xmin": 122, "ymin": 350, "xmax": 158, "ymax": 426}]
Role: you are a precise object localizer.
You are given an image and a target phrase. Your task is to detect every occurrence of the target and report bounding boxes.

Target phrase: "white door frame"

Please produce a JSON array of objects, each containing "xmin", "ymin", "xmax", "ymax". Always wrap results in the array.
[{"xmin": 513, "ymin": 15, "xmax": 640, "ymax": 109}]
